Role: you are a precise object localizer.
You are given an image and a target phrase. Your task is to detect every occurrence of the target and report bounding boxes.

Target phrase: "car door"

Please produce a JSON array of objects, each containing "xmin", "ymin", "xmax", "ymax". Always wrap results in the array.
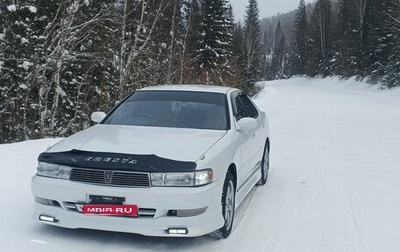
[{"xmin": 231, "ymin": 92, "xmax": 265, "ymax": 188}]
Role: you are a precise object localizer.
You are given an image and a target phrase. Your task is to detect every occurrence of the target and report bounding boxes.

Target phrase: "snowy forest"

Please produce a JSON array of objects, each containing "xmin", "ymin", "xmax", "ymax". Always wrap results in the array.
[{"xmin": 0, "ymin": 0, "xmax": 399, "ymax": 144}]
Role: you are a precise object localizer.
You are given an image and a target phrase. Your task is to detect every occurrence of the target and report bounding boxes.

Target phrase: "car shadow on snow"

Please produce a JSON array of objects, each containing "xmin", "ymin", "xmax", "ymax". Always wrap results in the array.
[{"xmin": 34, "ymin": 224, "xmax": 212, "ymax": 251}]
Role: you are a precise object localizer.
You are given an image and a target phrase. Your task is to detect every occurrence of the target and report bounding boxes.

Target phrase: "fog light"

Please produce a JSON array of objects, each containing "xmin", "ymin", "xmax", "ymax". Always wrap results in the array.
[
  {"xmin": 35, "ymin": 197, "xmax": 52, "ymax": 206},
  {"xmin": 177, "ymin": 207, "xmax": 208, "ymax": 217},
  {"xmin": 34, "ymin": 197, "xmax": 60, "ymax": 207},
  {"xmin": 39, "ymin": 214, "xmax": 58, "ymax": 223},
  {"xmin": 166, "ymin": 228, "xmax": 188, "ymax": 235}
]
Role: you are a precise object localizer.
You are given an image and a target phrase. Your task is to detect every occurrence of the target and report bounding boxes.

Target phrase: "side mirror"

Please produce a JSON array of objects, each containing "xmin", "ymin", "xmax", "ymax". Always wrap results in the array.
[
  {"xmin": 237, "ymin": 117, "xmax": 257, "ymax": 131},
  {"xmin": 91, "ymin": 111, "xmax": 106, "ymax": 123}
]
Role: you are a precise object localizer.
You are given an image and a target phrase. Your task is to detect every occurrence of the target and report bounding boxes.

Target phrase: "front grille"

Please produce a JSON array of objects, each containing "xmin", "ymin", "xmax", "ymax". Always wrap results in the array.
[{"xmin": 70, "ymin": 168, "xmax": 151, "ymax": 187}]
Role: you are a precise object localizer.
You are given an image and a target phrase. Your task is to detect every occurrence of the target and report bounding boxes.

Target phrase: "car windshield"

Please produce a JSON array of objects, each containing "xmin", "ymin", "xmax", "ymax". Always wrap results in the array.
[{"xmin": 103, "ymin": 90, "xmax": 229, "ymax": 130}]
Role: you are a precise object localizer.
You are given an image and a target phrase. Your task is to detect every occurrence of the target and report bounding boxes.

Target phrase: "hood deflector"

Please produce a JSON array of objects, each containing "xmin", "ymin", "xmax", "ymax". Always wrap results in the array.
[{"xmin": 38, "ymin": 149, "xmax": 197, "ymax": 172}]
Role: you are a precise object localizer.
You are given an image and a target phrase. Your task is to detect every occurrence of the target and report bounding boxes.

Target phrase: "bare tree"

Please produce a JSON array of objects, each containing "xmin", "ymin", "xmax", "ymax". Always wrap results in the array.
[
  {"xmin": 118, "ymin": 0, "xmax": 170, "ymax": 97},
  {"xmin": 33, "ymin": 0, "xmax": 115, "ymax": 136},
  {"xmin": 353, "ymin": 0, "xmax": 367, "ymax": 46}
]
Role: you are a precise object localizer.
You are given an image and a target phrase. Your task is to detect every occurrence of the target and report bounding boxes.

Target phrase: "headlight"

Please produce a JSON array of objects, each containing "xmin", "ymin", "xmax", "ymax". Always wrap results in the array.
[
  {"xmin": 36, "ymin": 162, "xmax": 72, "ymax": 179},
  {"xmin": 151, "ymin": 169, "xmax": 213, "ymax": 187}
]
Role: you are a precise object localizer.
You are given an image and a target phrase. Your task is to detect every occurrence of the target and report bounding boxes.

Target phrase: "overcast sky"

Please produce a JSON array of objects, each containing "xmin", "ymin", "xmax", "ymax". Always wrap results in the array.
[{"xmin": 230, "ymin": 0, "xmax": 315, "ymax": 21}]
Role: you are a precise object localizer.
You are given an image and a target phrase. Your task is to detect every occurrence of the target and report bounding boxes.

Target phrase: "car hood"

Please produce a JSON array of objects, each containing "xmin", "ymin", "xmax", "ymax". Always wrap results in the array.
[{"xmin": 47, "ymin": 125, "xmax": 227, "ymax": 162}]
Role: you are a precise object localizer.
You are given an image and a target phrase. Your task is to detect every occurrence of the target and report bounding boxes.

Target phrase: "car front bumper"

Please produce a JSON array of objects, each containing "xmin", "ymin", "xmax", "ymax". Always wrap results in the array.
[{"xmin": 31, "ymin": 175, "xmax": 224, "ymax": 237}]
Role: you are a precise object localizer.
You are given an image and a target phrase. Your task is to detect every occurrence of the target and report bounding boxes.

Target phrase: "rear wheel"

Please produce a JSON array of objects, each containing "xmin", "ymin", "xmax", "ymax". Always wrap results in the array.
[
  {"xmin": 258, "ymin": 143, "xmax": 269, "ymax": 186},
  {"xmin": 208, "ymin": 171, "xmax": 235, "ymax": 239}
]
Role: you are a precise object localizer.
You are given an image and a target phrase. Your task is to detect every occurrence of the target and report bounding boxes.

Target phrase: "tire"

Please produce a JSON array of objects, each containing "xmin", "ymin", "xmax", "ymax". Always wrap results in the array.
[
  {"xmin": 257, "ymin": 143, "xmax": 269, "ymax": 186},
  {"xmin": 208, "ymin": 171, "xmax": 236, "ymax": 239}
]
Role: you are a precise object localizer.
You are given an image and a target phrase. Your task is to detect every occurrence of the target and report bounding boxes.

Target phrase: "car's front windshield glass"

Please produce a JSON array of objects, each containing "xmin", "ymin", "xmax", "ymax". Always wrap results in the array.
[{"xmin": 103, "ymin": 90, "xmax": 229, "ymax": 130}]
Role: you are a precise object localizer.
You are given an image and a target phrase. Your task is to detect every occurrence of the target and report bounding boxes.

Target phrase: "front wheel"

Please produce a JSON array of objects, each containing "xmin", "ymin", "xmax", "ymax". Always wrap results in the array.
[
  {"xmin": 258, "ymin": 143, "xmax": 269, "ymax": 186},
  {"xmin": 208, "ymin": 171, "xmax": 235, "ymax": 239}
]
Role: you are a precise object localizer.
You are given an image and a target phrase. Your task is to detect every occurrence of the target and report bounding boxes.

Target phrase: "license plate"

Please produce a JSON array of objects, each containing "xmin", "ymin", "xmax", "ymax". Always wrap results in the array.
[{"xmin": 82, "ymin": 204, "xmax": 138, "ymax": 216}]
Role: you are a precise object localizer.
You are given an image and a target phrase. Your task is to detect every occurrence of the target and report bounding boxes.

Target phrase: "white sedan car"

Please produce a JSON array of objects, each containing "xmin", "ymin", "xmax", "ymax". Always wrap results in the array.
[{"xmin": 31, "ymin": 85, "xmax": 270, "ymax": 239}]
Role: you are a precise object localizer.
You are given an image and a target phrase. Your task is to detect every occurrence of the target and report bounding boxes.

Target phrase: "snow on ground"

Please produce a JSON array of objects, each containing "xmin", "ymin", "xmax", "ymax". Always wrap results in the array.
[{"xmin": 1, "ymin": 77, "xmax": 400, "ymax": 251}]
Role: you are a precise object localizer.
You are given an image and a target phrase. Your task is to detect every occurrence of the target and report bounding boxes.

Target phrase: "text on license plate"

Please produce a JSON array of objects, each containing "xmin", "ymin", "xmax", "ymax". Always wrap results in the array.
[{"xmin": 82, "ymin": 204, "xmax": 138, "ymax": 216}]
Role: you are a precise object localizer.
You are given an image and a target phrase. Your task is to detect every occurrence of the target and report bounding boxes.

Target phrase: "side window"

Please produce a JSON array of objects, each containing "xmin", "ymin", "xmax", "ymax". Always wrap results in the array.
[
  {"xmin": 230, "ymin": 91, "xmax": 240, "ymax": 120},
  {"xmin": 235, "ymin": 94, "xmax": 259, "ymax": 120}
]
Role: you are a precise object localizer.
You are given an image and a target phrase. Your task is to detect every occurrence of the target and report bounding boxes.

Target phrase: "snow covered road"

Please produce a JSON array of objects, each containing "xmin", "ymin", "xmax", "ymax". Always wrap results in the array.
[
  {"xmin": 1, "ymin": 77, "xmax": 400, "ymax": 251},
  {"xmin": 249, "ymin": 78, "xmax": 400, "ymax": 251}
]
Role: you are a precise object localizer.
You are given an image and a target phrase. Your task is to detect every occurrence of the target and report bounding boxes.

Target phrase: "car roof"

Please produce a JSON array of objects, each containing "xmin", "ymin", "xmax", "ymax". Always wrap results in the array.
[{"xmin": 139, "ymin": 84, "xmax": 238, "ymax": 94}]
